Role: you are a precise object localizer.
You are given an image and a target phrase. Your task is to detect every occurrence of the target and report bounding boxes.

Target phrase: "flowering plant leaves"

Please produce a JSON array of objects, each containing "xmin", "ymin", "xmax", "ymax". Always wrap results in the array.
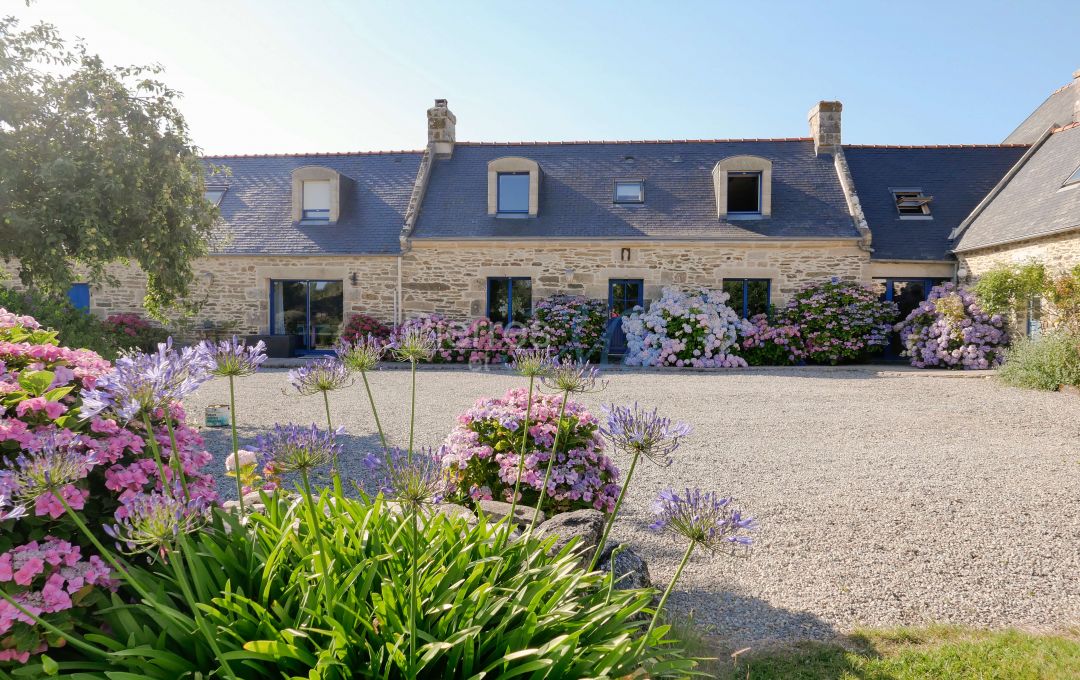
[{"xmin": 17, "ymin": 370, "xmax": 55, "ymax": 397}]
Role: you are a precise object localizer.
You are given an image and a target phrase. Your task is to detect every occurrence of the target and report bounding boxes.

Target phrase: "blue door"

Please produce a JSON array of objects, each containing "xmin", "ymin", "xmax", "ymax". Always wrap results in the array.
[{"xmin": 67, "ymin": 284, "xmax": 90, "ymax": 311}]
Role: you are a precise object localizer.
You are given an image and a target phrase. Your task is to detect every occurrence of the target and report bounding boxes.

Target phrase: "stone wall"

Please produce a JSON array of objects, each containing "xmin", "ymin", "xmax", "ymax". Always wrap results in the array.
[
  {"xmin": 400, "ymin": 240, "xmax": 871, "ymax": 319},
  {"xmin": 3, "ymin": 256, "xmax": 399, "ymax": 334},
  {"xmin": 958, "ymin": 230, "xmax": 1080, "ymax": 277}
]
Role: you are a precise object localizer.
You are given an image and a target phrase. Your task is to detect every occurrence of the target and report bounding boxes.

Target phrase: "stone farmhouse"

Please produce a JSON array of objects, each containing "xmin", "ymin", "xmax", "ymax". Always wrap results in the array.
[{"xmin": 46, "ymin": 71, "xmax": 1080, "ymax": 354}]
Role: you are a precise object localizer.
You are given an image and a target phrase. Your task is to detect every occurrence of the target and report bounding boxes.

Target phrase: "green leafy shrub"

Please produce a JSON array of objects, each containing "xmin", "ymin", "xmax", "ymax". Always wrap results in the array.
[
  {"xmin": 50, "ymin": 492, "xmax": 694, "ymax": 678},
  {"xmin": 526, "ymin": 294, "xmax": 609, "ymax": 361},
  {"xmin": 779, "ymin": 279, "xmax": 897, "ymax": 364},
  {"xmin": 0, "ymin": 286, "xmax": 120, "ymax": 359},
  {"xmin": 998, "ymin": 331, "xmax": 1080, "ymax": 391},
  {"xmin": 971, "ymin": 261, "xmax": 1046, "ymax": 317}
]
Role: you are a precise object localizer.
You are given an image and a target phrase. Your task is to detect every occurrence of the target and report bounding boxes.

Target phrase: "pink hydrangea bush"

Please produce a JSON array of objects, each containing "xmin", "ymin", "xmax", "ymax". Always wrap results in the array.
[
  {"xmin": 779, "ymin": 279, "xmax": 897, "ymax": 365},
  {"xmin": 396, "ymin": 314, "xmax": 524, "ymax": 365},
  {"xmin": 0, "ymin": 309, "xmax": 216, "ymax": 663},
  {"xmin": 622, "ymin": 287, "xmax": 748, "ymax": 368},
  {"xmin": 897, "ymin": 283, "xmax": 1008, "ymax": 369},
  {"xmin": 738, "ymin": 314, "xmax": 806, "ymax": 366},
  {"xmin": 441, "ymin": 388, "xmax": 620, "ymax": 515},
  {"xmin": 339, "ymin": 313, "xmax": 392, "ymax": 344},
  {"xmin": 526, "ymin": 294, "xmax": 609, "ymax": 361}
]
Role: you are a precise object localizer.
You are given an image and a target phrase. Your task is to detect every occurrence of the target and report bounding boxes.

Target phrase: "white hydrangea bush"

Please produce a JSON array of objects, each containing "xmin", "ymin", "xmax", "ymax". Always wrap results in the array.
[{"xmin": 621, "ymin": 286, "xmax": 750, "ymax": 367}]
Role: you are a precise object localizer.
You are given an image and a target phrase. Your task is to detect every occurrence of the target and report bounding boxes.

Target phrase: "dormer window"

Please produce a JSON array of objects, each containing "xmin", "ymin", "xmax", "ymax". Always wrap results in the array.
[
  {"xmin": 614, "ymin": 180, "xmax": 645, "ymax": 203},
  {"xmin": 893, "ymin": 189, "xmax": 933, "ymax": 218},
  {"xmin": 1064, "ymin": 163, "xmax": 1080, "ymax": 187},
  {"xmin": 291, "ymin": 166, "xmax": 343, "ymax": 224},
  {"xmin": 204, "ymin": 188, "xmax": 226, "ymax": 206},
  {"xmin": 727, "ymin": 173, "xmax": 761, "ymax": 214},
  {"xmin": 497, "ymin": 173, "xmax": 530, "ymax": 214},
  {"xmin": 488, "ymin": 157, "xmax": 541, "ymax": 217},
  {"xmin": 712, "ymin": 156, "xmax": 772, "ymax": 219},
  {"xmin": 302, "ymin": 180, "xmax": 331, "ymax": 221}
]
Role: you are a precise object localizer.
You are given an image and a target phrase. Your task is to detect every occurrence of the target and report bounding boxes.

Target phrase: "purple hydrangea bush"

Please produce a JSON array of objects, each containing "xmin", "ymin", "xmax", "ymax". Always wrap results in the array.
[
  {"xmin": 738, "ymin": 314, "xmax": 806, "ymax": 366},
  {"xmin": 779, "ymin": 279, "xmax": 897, "ymax": 364},
  {"xmin": 526, "ymin": 294, "xmax": 609, "ymax": 362},
  {"xmin": 896, "ymin": 283, "xmax": 1007, "ymax": 369},
  {"xmin": 622, "ymin": 287, "xmax": 749, "ymax": 368},
  {"xmin": 395, "ymin": 314, "xmax": 524, "ymax": 365},
  {"xmin": 441, "ymin": 387, "xmax": 620, "ymax": 515},
  {"xmin": 0, "ymin": 310, "xmax": 217, "ymax": 663}
]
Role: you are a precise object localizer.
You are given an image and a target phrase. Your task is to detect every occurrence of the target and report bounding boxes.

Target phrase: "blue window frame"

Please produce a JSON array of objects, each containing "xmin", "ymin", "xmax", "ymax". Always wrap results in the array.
[
  {"xmin": 487, "ymin": 277, "xmax": 532, "ymax": 326},
  {"xmin": 722, "ymin": 279, "xmax": 770, "ymax": 318},
  {"xmin": 727, "ymin": 172, "xmax": 762, "ymax": 215},
  {"xmin": 67, "ymin": 283, "xmax": 90, "ymax": 312},
  {"xmin": 497, "ymin": 173, "xmax": 530, "ymax": 214},
  {"xmin": 608, "ymin": 279, "xmax": 644, "ymax": 316}
]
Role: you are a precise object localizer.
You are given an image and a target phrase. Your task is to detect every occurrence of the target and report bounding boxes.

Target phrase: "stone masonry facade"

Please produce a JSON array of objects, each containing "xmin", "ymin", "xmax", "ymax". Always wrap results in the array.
[
  {"xmin": 958, "ymin": 230, "xmax": 1080, "ymax": 278},
  {"xmin": 401, "ymin": 240, "xmax": 870, "ymax": 320}
]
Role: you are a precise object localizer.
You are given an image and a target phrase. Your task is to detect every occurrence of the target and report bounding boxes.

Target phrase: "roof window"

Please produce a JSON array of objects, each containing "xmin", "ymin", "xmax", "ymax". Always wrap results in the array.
[
  {"xmin": 893, "ymin": 189, "xmax": 933, "ymax": 218},
  {"xmin": 204, "ymin": 188, "xmax": 226, "ymax": 206},
  {"xmin": 613, "ymin": 180, "xmax": 644, "ymax": 203},
  {"xmin": 1064, "ymin": 163, "xmax": 1080, "ymax": 187}
]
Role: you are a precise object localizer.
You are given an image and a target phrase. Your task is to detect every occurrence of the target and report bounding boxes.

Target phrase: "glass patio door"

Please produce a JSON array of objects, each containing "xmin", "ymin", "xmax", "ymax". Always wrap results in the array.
[{"xmin": 271, "ymin": 280, "xmax": 344, "ymax": 352}]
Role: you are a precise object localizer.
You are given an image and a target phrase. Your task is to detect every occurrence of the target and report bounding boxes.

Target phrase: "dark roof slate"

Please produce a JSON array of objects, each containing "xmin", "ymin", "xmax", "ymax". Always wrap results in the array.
[
  {"xmin": 411, "ymin": 140, "xmax": 859, "ymax": 241},
  {"xmin": 954, "ymin": 125, "xmax": 1080, "ymax": 252},
  {"xmin": 843, "ymin": 145, "xmax": 1027, "ymax": 261},
  {"xmin": 1003, "ymin": 83, "xmax": 1077, "ymax": 144},
  {"xmin": 202, "ymin": 152, "xmax": 422, "ymax": 256}
]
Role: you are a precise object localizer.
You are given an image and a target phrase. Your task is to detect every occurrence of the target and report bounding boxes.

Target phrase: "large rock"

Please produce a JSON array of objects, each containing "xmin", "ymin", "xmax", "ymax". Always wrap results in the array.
[
  {"xmin": 476, "ymin": 499, "xmax": 544, "ymax": 527},
  {"xmin": 596, "ymin": 541, "xmax": 651, "ymax": 590},
  {"xmin": 534, "ymin": 509, "xmax": 605, "ymax": 561},
  {"xmin": 384, "ymin": 501, "xmax": 478, "ymax": 526}
]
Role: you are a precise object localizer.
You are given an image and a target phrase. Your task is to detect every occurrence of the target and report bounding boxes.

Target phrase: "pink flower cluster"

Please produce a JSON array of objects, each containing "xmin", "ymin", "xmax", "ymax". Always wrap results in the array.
[
  {"xmin": 0, "ymin": 308, "xmax": 217, "ymax": 662},
  {"xmin": 396, "ymin": 314, "xmax": 524, "ymax": 365},
  {"xmin": 0, "ymin": 538, "xmax": 112, "ymax": 663},
  {"xmin": 340, "ymin": 313, "xmax": 392, "ymax": 344},
  {"xmin": 739, "ymin": 314, "xmax": 806, "ymax": 366},
  {"xmin": 0, "ymin": 311, "xmax": 40, "ymax": 331},
  {"xmin": 896, "ymin": 283, "xmax": 1007, "ymax": 369},
  {"xmin": 104, "ymin": 313, "xmax": 151, "ymax": 338},
  {"xmin": 779, "ymin": 279, "xmax": 897, "ymax": 364},
  {"xmin": 441, "ymin": 388, "xmax": 620, "ymax": 514}
]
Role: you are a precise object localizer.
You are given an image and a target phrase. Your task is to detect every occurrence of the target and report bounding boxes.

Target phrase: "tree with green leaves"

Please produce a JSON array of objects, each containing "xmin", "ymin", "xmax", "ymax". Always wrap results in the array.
[{"xmin": 0, "ymin": 16, "xmax": 218, "ymax": 319}]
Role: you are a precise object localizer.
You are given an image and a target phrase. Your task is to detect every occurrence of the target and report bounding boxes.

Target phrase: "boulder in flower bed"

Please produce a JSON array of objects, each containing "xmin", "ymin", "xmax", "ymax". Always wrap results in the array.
[
  {"xmin": 534, "ymin": 508, "xmax": 605, "ymax": 562},
  {"xmin": 476, "ymin": 499, "xmax": 543, "ymax": 527},
  {"xmin": 596, "ymin": 541, "xmax": 651, "ymax": 590}
]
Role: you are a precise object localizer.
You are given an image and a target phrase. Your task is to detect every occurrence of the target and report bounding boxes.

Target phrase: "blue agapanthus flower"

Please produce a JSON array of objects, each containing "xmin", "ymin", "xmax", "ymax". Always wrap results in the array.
[
  {"xmin": 81, "ymin": 339, "xmax": 213, "ymax": 421},
  {"xmin": 650, "ymin": 488, "xmax": 756, "ymax": 552},
  {"xmin": 600, "ymin": 403, "xmax": 691, "ymax": 466},
  {"xmin": 201, "ymin": 335, "xmax": 267, "ymax": 378},
  {"xmin": 287, "ymin": 356, "xmax": 352, "ymax": 396},
  {"xmin": 363, "ymin": 446, "xmax": 447, "ymax": 508},
  {"xmin": 256, "ymin": 423, "xmax": 342, "ymax": 475}
]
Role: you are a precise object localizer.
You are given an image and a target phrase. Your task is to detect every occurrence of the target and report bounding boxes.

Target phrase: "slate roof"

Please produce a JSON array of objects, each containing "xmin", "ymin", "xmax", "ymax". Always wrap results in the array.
[
  {"xmin": 410, "ymin": 140, "xmax": 860, "ymax": 241},
  {"xmin": 202, "ymin": 151, "xmax": 422, "ymax": 256},
  {"xmin": 1003, "ymin": 82, "xmax": 1077, "ymax": 144},
  {"xmin": 954, "ymin": 124, "xmax": 1080, "ymax": 252},
  {"xmin": 843, "ymin": 145, "xmax": 1028, "ymax": 261}
]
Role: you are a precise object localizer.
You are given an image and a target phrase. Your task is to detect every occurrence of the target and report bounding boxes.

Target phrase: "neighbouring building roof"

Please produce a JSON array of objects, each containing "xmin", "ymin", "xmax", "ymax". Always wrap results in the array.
[
  {"xmin": 842, "ymin": 145, "xmax": 1028, "ymax": 261},
  {"xmin": 410, "ymin": 140, "xmax": 861, "ymax": 241},
  {"xmin": 1003, "ymin": 81, "xmax": 1077, "ymax": 144},
  {"xmin": 203, "ymin": 152, "xmax": 423, "ymax": 256},
  {"xmin": 953, "ymin": 124, "xmax": 1080, "ymax": 252}
]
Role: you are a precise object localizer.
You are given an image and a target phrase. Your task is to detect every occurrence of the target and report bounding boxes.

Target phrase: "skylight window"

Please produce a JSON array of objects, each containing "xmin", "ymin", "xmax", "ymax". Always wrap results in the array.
[
  {"xmin": 204, "ymin": 188, "xmax": 226, "ymax": 206},
  {"xmin": 1064, "ymin": 163, "xmax": 1080, "ymax": 187},
  {"xmin": 614, "ymin": 180, "xmax": 644, "ymax": 203},
  {"xmin": 893, "ymin": 190, "xmax": 933, "ymax": 218}
]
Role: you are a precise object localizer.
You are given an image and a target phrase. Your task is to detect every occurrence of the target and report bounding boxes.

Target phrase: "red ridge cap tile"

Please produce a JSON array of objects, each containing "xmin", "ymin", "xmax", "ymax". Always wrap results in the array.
[
  {"xmin": 456, "ymin": 137, "xmax": 811, "ymax": 146},
  {"xmin": 843, "ymin": 143, "xmax": 1031, "ymax": 149},
  {"xmin": 202, "ymin": 149, "xmax": 424, "ymax": 159}
]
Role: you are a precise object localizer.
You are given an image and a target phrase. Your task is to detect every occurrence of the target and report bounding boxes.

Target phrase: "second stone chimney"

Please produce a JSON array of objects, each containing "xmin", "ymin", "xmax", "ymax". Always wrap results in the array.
[
  {"xmin": 808, "ymin": 101, "xmax": 842, "ymax": 155},
  {"xmin": 427, "ymin": 99, "xmax": 456, "ymax": 158}
]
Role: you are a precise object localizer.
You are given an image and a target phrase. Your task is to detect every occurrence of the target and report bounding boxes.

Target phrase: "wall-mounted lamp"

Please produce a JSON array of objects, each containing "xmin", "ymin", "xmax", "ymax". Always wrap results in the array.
[{"xmin": 349, "ymin": 272, "xmax": 359, "ymax": 285}]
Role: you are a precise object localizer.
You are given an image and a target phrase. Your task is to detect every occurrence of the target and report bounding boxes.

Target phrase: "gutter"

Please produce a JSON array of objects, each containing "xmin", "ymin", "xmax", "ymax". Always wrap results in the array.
[
  {"xmin": 407, "ymin": 236, "xmax": 863, "ymax": 246},
  {"xmin": 949, "ymin": 126, "xmax": 1053, "ymax": 244}
]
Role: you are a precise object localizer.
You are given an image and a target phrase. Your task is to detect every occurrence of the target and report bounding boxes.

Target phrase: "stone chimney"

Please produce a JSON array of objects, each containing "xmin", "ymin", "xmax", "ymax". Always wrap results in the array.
[
  {"xmin": 427, "ymin": 99, "xmax": 456, "ymax": 158},
  {"xmin": 808, "ymin": 101, "xmax": 842, "ymax": 155}
]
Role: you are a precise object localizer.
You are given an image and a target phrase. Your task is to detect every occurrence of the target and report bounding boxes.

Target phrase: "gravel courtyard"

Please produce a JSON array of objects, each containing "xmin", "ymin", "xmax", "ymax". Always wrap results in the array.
[{"xmin": 184, "ymin": 366, "xmax": 1080, "ymax": 645}]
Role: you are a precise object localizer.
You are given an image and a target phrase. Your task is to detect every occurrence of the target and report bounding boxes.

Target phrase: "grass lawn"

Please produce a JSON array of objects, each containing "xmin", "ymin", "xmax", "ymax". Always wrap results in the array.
[{"xmin": 687, "ymin": 625, "xmax": 1080, "ymax": 679}]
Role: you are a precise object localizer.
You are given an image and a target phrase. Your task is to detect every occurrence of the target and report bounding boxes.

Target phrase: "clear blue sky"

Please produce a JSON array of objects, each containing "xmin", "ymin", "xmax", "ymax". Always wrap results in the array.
[{"xmin": 14, "ymin": 0, "xmax": 1080, "ymax": 154}]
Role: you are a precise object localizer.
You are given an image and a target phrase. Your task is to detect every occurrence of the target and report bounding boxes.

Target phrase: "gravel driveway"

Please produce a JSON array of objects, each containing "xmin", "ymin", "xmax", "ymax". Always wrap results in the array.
[{"xmin": 183, "ymin": 366, "xmax": 1080, "ymax": 645}]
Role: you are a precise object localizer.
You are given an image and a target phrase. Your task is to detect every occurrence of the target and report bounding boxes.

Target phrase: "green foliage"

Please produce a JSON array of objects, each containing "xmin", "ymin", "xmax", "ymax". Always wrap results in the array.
[
  {"xmin": 998, "ymin": 330, "xmax": 1080, "ymax": 391},
  {"xmin": 22, "ymin": 491, "xmax": 694, "ymax": 678},
  {"xmin": 704, "ymin": 625, "xmax": 1080, "ymax": 679},
  {"xmin": 0, "ymin": 17, "xmax": 219, "ymax": 320},
  {"xmin": 0, "ymin": 286, "xmax": 121, "ymax": 359},
  {"xmin": 971, "ymin": 261, "xmax": 1047, "ymax": 316},
  {"xmin": 1044, "ymin": 264, "xmax": 1080, "ymax": 330}
]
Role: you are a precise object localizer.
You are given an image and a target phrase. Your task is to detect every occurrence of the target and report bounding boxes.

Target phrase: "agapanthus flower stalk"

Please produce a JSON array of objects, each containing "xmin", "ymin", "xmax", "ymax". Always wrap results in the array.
[
  {"xmin": 643, "ymin": 488, "xmax": 756, "ymax": 645},
  {"xmin": 255, "ymin": 423, "xmax": 341, "ymax": 476},
  {"xmin": 201, "ymin": 336, "xmax": 266, "ymax": 511},
  {"xmin": 8, "ymin": 435, "xmax": 95, "ymax": 507},
  {"xmin": 529, "ymin": 360, "xmax": 604, "ymax": 532},
  {"xmin": 589, "ymin": 404, "xmax": 692, "ymax": 570},
  {"xmin": 366, "ymin": 447, "xmax": 447, "ymax": 510},
  {"xmin": 104, "ymin": 491, "xmax": 208, "ymax": 559},
  {"xmin": 337, "ymin": 335, "xmax": 390, "ymax": 455},
  {"xmin": 503, "ymin": 348, "xmax": 552, "ymax": 544},
  {"xmin": 391, "ymin": 326, "xmax": 437, "ymax": 461}
]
